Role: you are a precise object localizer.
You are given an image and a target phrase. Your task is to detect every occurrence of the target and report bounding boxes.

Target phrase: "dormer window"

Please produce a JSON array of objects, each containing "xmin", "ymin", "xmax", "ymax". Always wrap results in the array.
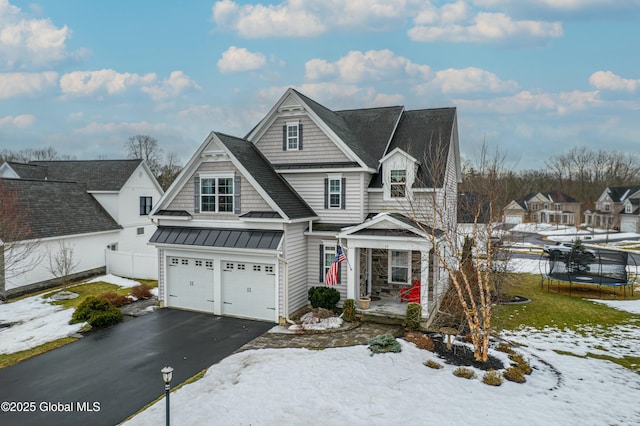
[
  {"xmin": 604, "ymin": 203, "xmax": 610, "ymax": 212},
  {"xmin": 283, "ymin": 121, "xmax": 302, "ymax": 151},
  {"xmin": 625, "ymin": 203, "xmax": 633, "ymax": 214},
  {"xmin": 390, "ymin": 170, "xmax": 406, "ymax": 198}
]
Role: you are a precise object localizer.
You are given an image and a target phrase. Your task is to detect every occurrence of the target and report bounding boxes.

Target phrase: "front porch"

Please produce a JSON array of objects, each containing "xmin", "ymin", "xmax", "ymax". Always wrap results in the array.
[{"xmin": 356, "ymin": 295, "xmax": 437, "ymax": 325}]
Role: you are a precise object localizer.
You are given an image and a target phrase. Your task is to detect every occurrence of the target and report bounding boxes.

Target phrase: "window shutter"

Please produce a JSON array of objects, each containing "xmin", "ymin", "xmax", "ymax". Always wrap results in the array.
[
  {"xmin": 193, "ymin": 176, "xmax": 200, "ymax": 213},
  {"xmin": 341, "ymin": 177, "xmax": 346, "ymax": 209},
  {"xmin": 319, "ymin": 245, "xmax": 324, "ymax": 282},
  {"xmin": 234, "ymin": 175, "xmax": 241, "ymax": 215},
  {"xmin": 282, "ymin": 125, "xmax": 287, "ymax": 151},
  {"xmin": 139, "ymin": 196, "xmax": 144, "ymax": 215},
  {"xmin": 298, "ymin": 123, "xmax": 303, "ymax": 150},
  {"xmin": 324, "ymin": 178, "xmax": 329, "ymax": 209}
]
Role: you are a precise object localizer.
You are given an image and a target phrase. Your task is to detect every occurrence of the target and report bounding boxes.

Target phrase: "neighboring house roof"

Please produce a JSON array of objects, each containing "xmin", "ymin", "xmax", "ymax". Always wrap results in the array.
[
  {"xmin": 605, "ymin": 186, "xmax": 640, "ymax": 203},
  {"xmin": 458, "ymin": 192, "xmax": 490, "ymax": 224},
  {"xmin": 544, "ymin": 190, "xmax": 579, "ymax": 204},
  {"xmin": 215, "ymin": 132, "xmax": 317, "ymax": 220},
  {"xmin": 0, "ymin": 178, "xmax": 121, "ymax": 241},
  {"xmin": 4, "ymin": 162, "xmax": 48, "ymax": 180},
  {"xmin": 28, "ymin": 159, "xmax": 145, "ymax": 191},
  {"xmin": 150, "ymin": 226, "xmax": 283, "ymax": 250}
]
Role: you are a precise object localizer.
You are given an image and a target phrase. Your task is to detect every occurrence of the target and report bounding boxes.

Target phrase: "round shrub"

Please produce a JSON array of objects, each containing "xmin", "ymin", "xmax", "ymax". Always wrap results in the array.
[
  {"xmin": 453, "ymin": 367, "xmax": 476, "ymax": 379},
  {"xmin": 368, "ymin": 333, "xmax": 401, "ymax": 355},
  {"xmin": 342, "ymin": 299, "xmax": 357, "ymax": 322},
  {"xmin": 71, "ymin": 296, "xmax": 121, "ymax": 328},
  {"xmin": 98, "ymin": 291, "xmax": 130, "ymax": 307},
  {"xmin": 482, "ymin": 370, "xmax": 503, "ymax": 386},
  {"xmin": 424, "ymin": 359, "xmax": 443, "ymax": 369},
  {"xmin": 308, "ymin": 286, "xmax": 341, "ymax": 310},
  {"xmin": 504, "ymin": 366, "xmax": 526, "ymax": 383}
]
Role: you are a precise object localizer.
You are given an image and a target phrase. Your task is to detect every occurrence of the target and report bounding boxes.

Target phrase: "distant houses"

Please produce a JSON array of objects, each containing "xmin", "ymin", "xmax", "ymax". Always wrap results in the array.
[{"xmin": 502, "ymin": 190, "xmax": 582, "ymax": 226}]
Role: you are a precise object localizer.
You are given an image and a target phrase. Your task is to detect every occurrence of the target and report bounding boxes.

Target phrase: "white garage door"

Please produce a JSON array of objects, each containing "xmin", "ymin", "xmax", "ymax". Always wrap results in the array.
[
  {"xmin": 620, "ymin": 219, "xmax": 636, "ymax": 233},
  {"xmin": 222, "ymin": 261, "xmax": 276, "ymax": 322},
  {"xmin": 505, "ymin": 215, "xmax": 522, "ymax": 224},
  {"xmin": 166, "ymin": 257, "xmax": 215, "ymax": 313}
]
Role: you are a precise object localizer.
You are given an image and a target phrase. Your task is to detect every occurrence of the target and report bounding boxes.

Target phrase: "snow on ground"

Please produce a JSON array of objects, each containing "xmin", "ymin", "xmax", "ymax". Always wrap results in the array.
[
  {"xmin": 85, "ymin": 274, "xmax": 141, "ymax": 288},
  {"xmin": 589, "ymin": 299, "xmax": 640, "ymax": 315},
  {"xmin": 124, "ymin": 333, "xmax": 640, "ymax": 426},
  {"xmin": 0, "ymin": 295, "xmax": 84, "ymax": 355}
]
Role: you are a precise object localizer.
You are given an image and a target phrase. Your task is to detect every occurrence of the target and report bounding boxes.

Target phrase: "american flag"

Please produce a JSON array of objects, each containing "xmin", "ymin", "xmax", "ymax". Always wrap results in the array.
[{"xmin": 325, "ymin": 246, "xmax": 345, "ymax": 286}]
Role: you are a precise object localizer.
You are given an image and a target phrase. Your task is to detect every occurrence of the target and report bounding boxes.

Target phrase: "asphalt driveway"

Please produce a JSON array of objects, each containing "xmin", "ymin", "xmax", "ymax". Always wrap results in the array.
[{"xmin": 0, "ymin": 309, "xmax": 272, "ymax": 426}]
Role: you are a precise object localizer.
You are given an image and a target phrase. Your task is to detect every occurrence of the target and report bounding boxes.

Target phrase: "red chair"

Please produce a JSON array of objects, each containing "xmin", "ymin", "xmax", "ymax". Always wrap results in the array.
[{"xmin": 400, "ymin": 280, "xmax": 421, "ymax": 303}]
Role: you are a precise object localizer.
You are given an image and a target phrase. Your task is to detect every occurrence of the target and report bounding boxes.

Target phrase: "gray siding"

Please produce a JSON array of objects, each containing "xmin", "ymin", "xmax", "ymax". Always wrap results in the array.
[
  {"xmin": 167, "ymin": 161, "xmax": 274, "ymax": 219},
  {"xmin": 255, "ymin": 115, "xmax": 351, "ymax": 164},
  {"xmin": 306, "ymin": 236, "xmax": 347, "ymax": 302},
  {"xmin": 283, "ymin": 171, "xmax": 367, "ymax": 223},
  {"xmin": 282, "ymin": 222, "xmax": 308, "ymax": 315}
]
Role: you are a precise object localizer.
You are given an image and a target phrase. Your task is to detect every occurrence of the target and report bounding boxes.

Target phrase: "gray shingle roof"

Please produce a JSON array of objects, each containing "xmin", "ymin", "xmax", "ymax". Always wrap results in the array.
[
  {"xmin": 0, "ymin": 178, "xmax": 121, "ymax": 241},
  {"xmin": 150, "ymin": 226, "xmax": 283, "ymax": 250},
  {"xmin": 6, "ymin": 162, "xmax": 48, "ymax": 180},
  {"xmin": 29, "ymin": 160, "xmax": 143, "ymax": 191},
  {"xmin": 293, "ymin": 89, "xmax": 404, "ymax": 169},
  {"xmin": 607, "ymin": 186, "xmax": 640, "ymax": 203},
  {"xmin": 215, "ymin": 132, "xmax": 316, "ymax": 220}
]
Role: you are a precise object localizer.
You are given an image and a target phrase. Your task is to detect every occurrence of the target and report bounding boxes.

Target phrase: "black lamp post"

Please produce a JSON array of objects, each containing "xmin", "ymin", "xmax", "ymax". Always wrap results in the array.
[{"xmin": 161, "ymin": 366, "xmax": 173, "ymax": 426}]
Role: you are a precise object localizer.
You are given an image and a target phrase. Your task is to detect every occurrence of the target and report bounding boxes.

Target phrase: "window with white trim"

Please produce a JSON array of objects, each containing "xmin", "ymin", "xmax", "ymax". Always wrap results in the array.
[
  {"xmin": 390, "ymin": 169, "xmax": 406, "ymax": 198},
  {"xmin": 201, "ymin": 176, "xmax": 234, "ymax": 212},
  {"xmin": 329, "ymin": 178, "xmax": 341, "ymax": 208},
  {"xmin": 625, "ymin": 203, "xmax": 633, "ymax": 214},
  {"xmin": 604, "ymin": 203, "xmax": 611, "ymax": 212},
  {"xmin": 286, "ymin": 122, "xmax": 299, "ymax": 150},
  {"xmin": 389, "ymin": 250, "xmax": 410, "ymax": 284},
  {"xmin": 139, "ymin": 196, "xmax": 152, "ymax": 215},
  {"xmin": 531, "ymin": 203, "xmax": 538, "ymax": 211},
  {"xmin": 323, "ymin": 245, "xmax": 337, "ymax": 278}
]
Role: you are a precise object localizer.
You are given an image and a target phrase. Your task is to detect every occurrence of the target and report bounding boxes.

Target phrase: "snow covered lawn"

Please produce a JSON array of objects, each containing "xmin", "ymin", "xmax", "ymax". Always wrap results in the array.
[
  {"xmin": 0, "ymin": 274, "xmax": 148, "ymax": 356},
  {"xmin": 124, "ymin": 320, "xmax": 640, "ymax": 425}
]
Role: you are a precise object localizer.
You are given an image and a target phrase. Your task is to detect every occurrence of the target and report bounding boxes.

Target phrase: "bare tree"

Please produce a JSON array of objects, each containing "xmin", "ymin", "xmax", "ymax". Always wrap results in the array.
[
  {"xmin": 156, "ymin": 152, "xmax": 182, "ymax": 191},
  {"xmin": 0, "ymin": 146, "xmax": 73, "ymax": 163},
  {"xmin": 401, "ymin": 141, "xmax": 509, "ymax": 362},
  {"xmin": 0, "ymin": 179, "xmax": 42, "ymax": 296},
  {"xmin": 125, "ymin": 135, "xmax": 163, "ymax": 176},
  {"xmin": 47, "ymin": 240, "xmax": 80, "ymax": 291}
]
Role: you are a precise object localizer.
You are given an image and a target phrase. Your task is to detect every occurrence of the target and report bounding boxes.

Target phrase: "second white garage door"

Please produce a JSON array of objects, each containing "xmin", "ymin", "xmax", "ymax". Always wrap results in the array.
[{"xmin": 222, "ymin": 261, "xmax": 276, "ymax": 322}]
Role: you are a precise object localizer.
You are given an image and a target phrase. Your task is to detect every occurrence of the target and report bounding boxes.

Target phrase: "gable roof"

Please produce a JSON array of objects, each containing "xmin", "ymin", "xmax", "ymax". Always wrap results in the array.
[
  {"xmin": 0, "ymin": 178, "xmax": 121, "ymax": 241},
  {"xmin": 3, "ymin": 162, "xmax": 48, "ymax": 180},
  {"xmin": 605, "ymin": 186, "xmax": 640, "ymax": 203},
  {"xmin": 215, "ymin": 132, "xmax": 317, "ymax": 220},
  {"xmin": 26, "ymin": 160, "xmax": 144, "ymax": 191}
]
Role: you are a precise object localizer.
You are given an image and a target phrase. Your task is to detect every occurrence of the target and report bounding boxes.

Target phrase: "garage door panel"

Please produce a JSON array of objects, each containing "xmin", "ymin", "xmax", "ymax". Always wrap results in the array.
[
  {"xmin": 166, "ymin": 257, "xmax": 215, "ymax": 313},
  {"xmin": 222, "ymin": 261, "xmax": 275, "ymax": 322}
]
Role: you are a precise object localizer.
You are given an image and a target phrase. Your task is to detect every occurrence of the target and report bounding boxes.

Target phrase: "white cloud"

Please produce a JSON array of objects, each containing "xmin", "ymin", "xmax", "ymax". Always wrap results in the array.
[
  {"xmin": 0, "ymin": 0, "xmax": 82, "ymax": 69},
  {"xmin": 473, "ymin": 0, "xmax": 640, "ymax": 13},
  {"xmin": 59, "ymin": 69, "xmax": 156, "ymax": 96},
  {"xmin": 421, "ymin": 67, "xmax": 518, "ymax": 94},
  {"xmin": 589, "ymin": 71, "xmax": 639, "ymax": 93},
  {"xmin": 409, "ymin": 10, "xmax": 563, "ymax": 43},
  {"xmin": 74, "ymin": 120, "xmax": 170, "ymax": 135},
  {"xmin": 217, "ymin": 46, "xmax": 266, "ymax": 73},
  {"xmin": 455, "ymin": 89, "xmax": 600, "ymax": 114},
  {"xmin": 0, "ymin": 113, "xmax": 35, "ymax": 127},
  {"xmin": 141, "ymin": 71, "xmax": 200, "ymax": 100},
  {"xmin": 212, "ymin": 0, "xmax": 420, "ymax": 38},
  {"xmin": 305, "ymin": 50, "xmax": 431, "ymax": 84},
  {"xmin": 0, "ymin": 71, "xmax": 57, "ymax": 98}
]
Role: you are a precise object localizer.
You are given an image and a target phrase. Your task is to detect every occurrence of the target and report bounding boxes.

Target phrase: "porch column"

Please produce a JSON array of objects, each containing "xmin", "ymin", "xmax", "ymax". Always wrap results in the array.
[
  {"xmin": 346, "ymin": 246, "xmax": 358, "ymax": 300},
  {"xmin": 420, "ymin": 250, "xmax": 429, "ymax": 318}
]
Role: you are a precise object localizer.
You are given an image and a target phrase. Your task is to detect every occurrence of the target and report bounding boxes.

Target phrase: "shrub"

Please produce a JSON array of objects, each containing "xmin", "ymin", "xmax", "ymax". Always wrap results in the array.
[
  {"xmin": 504, "ymin": 366, "xmax": 526, "ymax": 383},
  {"xmin": 131, "ymin": 284, "xmax": 152, "ymax": 300},
  {"xmin": 495, "ymin": 342, "xmax": 515, "ymax": 354},
  {"xmin": 404, "ymin": 331, "xmax": 434, "ymax": 351},
  {"xmin": 424, "ymin": 359, "xmax": 443, "ymax": 369},
  {"xmin": 342, "ymin": 299, "xmax": 357, "ymax": 322},
  {"xmin": 368, "ymin": 333, "xmax": 401, "ymax": 355},
  {"xmin": 482, "ymin": 370, "xmax": 503, "ymax": 386},
  {"xmin": 98, "ymin": 291, "xmax": 130, "ymax": 307},
  {"xmin": 405, "ymin": 302, "xmax": 422, "ymax": 330},
  {"xmin": 71, "ymin": 296, "xmax": 121, "ymax": 328},
  {"xmin": 509, "ymin": 352, "xmax": 532, "ymax": 375},
  {"xmin": 308, "ymin": 286, "xmax": 340, "ymax": 310},
  {"xmin": 453, "ymin": 367, "xmax": 476, "ymax": 379}
]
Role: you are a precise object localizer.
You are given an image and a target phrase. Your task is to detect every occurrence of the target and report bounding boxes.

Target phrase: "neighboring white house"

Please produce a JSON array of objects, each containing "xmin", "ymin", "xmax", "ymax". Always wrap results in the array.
[
  {"xmin": 584, "ymin": 185, "xmax": 640, "ymax": 231},
  {"xmin": 0, "ymin": 160, "xmax": 163, "ymax": 299},
  {"xmin": 149, "ymin": 88, "xmax": 461, "ymax": 325}
]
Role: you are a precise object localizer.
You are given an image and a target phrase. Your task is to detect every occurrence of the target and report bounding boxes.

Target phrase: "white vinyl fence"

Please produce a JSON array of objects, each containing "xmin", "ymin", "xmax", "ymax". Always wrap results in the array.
[{"xmin": 105, "ymin": 250, "xmax": 158, "ymax": 280}]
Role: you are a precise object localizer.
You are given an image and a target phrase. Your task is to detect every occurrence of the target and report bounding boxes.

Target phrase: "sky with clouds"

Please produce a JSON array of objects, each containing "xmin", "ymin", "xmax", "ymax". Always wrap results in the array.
[{"xmin": 0, "ymin": 0, "xmax": 638, "ymax": 169}]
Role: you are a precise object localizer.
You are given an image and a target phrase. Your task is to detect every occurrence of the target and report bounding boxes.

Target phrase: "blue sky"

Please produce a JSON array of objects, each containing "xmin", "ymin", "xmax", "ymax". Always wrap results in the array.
[{"xmin": 1, "ymin": 0, "xmax": 639, "ymax": 169}]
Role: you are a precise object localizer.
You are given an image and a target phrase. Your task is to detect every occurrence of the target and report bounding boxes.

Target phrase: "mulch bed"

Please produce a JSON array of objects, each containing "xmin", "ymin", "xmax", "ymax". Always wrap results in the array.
[{"xmin": 404, "ymin": 332, "xmax": 505, "ymax": 371}]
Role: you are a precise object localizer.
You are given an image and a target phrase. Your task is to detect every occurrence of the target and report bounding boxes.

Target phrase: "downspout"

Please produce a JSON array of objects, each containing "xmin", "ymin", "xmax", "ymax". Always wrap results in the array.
[{"xmin": 277, "ymin": 252, "xmax": 296, "ymax": 325}]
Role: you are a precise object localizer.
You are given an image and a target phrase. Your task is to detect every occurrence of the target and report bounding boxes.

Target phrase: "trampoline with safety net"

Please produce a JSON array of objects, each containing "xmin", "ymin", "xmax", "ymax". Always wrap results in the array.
[{"xmin": 540, "ymin": 248, "xmax": 636, "ymax": 298}]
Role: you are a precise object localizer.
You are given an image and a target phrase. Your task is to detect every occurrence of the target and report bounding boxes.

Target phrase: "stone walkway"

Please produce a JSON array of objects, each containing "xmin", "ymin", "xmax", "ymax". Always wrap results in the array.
[{"xmin": 237, "ymin": 321, "xmax": 404, "ymax": 351}]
